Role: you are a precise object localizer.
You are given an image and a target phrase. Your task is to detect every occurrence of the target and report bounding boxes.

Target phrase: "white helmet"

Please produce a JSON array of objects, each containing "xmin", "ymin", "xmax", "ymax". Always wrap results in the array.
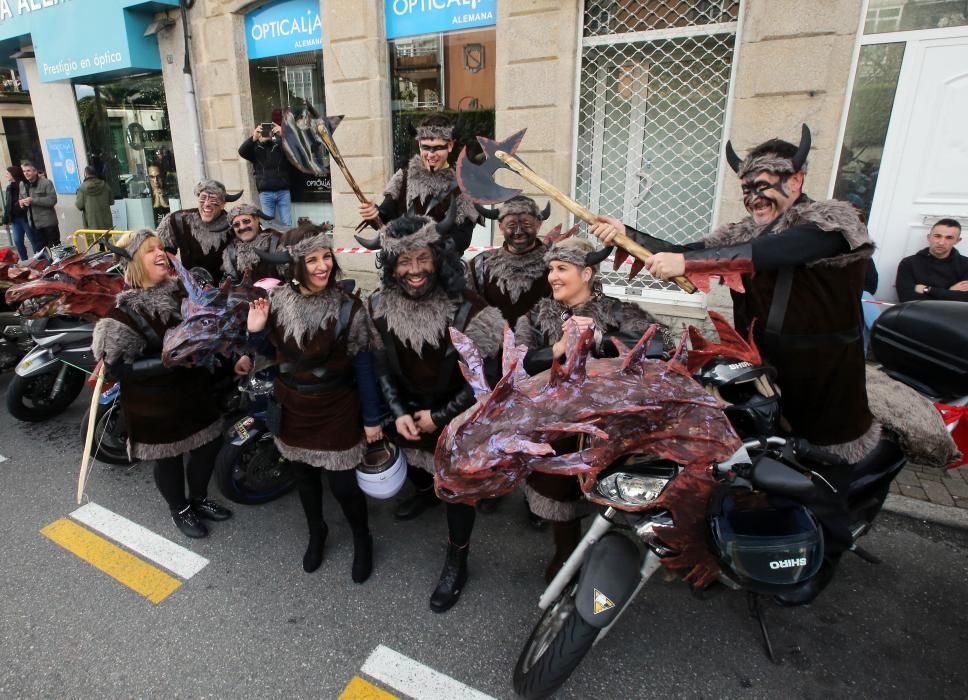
[{"xmin": 356, "ymin": 439, "xmax": 407, "ymax": 499}]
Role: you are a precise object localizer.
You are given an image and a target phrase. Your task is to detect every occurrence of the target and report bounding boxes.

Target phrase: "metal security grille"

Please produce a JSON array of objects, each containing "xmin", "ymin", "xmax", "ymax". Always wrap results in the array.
[{"xmin": 576, "ymin": 0, "xmax": 739, "ymax": 295}]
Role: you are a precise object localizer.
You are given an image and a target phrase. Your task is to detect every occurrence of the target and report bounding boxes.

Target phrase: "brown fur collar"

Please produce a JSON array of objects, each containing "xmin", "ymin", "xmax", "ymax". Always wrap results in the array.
[
  {"xmin": 384, "ymin": 154, "xmax": 477, "ymax": 224},
  {"xmin": 521, "ymin": 295, "xmax": 668, "ymax": 347},
  {"xmin": 270, "ymin": 282, "xmax": 343, "ymax": 350},
  {"xmin": 371, "ymin": 285, "xmax": 459, "ymax": 355},
  {"xmin": 223, "ymin": 230, "xmax": 277, "ymax": 276},
  {"xmin": 704, "ymin": 198, "xmax": 873, "ymax": 268},
  {"xmin": 116, "ymin": 278, "xmax": 181, "ymax": 324},
  {"xmin": 476, "ymin": 243, "xmax": 547, "ymax": 303},
  {"xmin": 157, "ymin": 209, "xmax": 231, "ymax": 255}
]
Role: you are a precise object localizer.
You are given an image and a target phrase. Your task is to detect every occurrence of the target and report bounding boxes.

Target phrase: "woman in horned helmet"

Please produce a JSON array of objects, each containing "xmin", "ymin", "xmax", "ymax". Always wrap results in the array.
[
  {"xmin": 93, "ymin": 229, "xmax": 231, "ymax": 539},
  {"xmin": 515, "ymin": 234, "xmax": 671, "ymax": 582},
  {"xmin": 244, "ymin": 223, "xmax": 382, "ymax": 583}
]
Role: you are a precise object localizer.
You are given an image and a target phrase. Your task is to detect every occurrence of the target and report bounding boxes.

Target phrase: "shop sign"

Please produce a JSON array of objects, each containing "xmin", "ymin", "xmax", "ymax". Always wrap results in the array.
[
  {"xmin": 46, "ymin": 138, "xmax": 80, "ymax": 195},
  {"xmin": 245, "ymin": 0, "xmax": 323, "ymax": 60},
  {"xmin": 385, "ymin": 0, "xmax": 496, "ymax": 40}
]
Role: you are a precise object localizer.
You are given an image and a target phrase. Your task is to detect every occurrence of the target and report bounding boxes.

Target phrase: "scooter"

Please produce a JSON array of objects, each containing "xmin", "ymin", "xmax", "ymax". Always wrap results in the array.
[{"xmin": 0, "ymin": 308, "xmax": 31, "ymax": 370}]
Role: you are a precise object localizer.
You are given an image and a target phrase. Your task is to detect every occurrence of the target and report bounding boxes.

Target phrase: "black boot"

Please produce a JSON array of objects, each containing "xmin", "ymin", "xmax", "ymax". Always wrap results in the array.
[
  {"xmin": 544, "ymin": 520, "xmax": 583, "ymax": 583},
  {"xmin": 394, "ymin": 486, "xmax": 440, "ymax": 521},
  {"xmin": 191, "ymin": 498, "xmax": 233, "ymax": 521},
  {"xmin": 303, "ymin": 522, "xmax": 329, "ymax": 573},
  {"xmin": 429, "ymin": 542, "xmax": 469, "ymax": 613},
  {"xmin": 352, "ymin": 534, "xmax": 373, "ymax": 584},
  {"xmin": 172, "ymin": 505, "xmax": 208, "ymax": 539}
]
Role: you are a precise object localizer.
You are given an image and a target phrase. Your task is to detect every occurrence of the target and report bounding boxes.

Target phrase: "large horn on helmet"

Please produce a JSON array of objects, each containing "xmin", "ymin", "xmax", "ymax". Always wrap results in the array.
[
  {"xmin": 103, "ymin": 239, "xmax": 132, "ymax": 259},
  {"xmin": 353, "ymin": 232, "xmax": 382, "ymax": 250},
  {"xmin": 436, "ymin": 197, "xmax": 459, "ymax": 239},
  {"xmin": 584, "ymin": 245, "xmax": 613, "ymax": 267},
  {"xmin": 792, "ymin": 124, "xmax": 811, "ymax": 172},
  {"xmin": 225, "ymin": 190, "xmax": 244, "ymax": 202},
  {"xmin": 474, "ymin": 203, "xmax": 500, "ymax": 220},
  {"xmin": 539, "ymin": 201, "xmax": 552, "ymax": 221},
  {"xmin": 724, "ymin": 140, "xmax": 742, "ymax": 173},
  {"xmin": 253, "ymin": 248, "xmax": 294, "ymax": 265}
]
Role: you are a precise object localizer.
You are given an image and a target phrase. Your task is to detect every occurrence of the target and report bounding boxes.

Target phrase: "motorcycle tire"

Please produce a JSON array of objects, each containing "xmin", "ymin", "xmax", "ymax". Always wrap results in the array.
[
  {"xmin": 79, "ymin": 401, "xmax": 132, "ymax": 466},
  {"xmin": 214, "ymin": 434, "xmax": 294, "ymax": 505},
  {"xmin": 512, "ymin": 580, "xmax": 600, "ymax": 699},
  {"xmin": 6, "ymin": 366, "xmax": 86, "ymax": 422}
]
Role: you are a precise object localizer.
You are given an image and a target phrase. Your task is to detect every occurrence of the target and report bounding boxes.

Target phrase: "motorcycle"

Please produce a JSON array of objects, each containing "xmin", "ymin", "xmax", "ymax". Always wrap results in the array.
[
  {"xmin": 512, "ymin": 358, "xmax": 907, "ymax": 699},
  {"xmin": 6, "ymin": 315, "xmax": 96, "ymax": 421},
  {"xmin": 0, "ymin": 308, "xmax": 31, "ymax": 370},
  {"xmin": 213, "ymin": 369, "xmax": 295, "ymax": 505}
]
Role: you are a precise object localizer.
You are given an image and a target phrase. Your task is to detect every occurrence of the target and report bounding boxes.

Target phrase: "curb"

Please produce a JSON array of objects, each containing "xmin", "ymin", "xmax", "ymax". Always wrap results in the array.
[{"xmin": 882, "ymin": 493, "xmax": 968, "ymax": 530}]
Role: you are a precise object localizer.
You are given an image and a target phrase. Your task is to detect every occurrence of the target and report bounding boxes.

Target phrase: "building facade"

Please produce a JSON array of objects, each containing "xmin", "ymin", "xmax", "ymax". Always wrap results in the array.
[{"xmin": 1, "ymin": 0, "xmax": 965, "ymax": 305}]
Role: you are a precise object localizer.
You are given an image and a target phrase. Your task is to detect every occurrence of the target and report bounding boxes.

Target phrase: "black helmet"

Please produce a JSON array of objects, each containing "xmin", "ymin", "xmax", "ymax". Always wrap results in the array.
[{"xmin": 695, "ymin": 357, "xmax": 781, "ymax": 438}]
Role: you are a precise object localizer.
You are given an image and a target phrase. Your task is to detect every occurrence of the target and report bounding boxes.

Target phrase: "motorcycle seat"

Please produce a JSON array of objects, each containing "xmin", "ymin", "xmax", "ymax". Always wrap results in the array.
[
  {"xmin": 751, "ymin": 456, "xmax": 817, "ymax": 500},
  {"xmin": 848, "ymin": 438, "xmax": 905, "ymax": 496}
]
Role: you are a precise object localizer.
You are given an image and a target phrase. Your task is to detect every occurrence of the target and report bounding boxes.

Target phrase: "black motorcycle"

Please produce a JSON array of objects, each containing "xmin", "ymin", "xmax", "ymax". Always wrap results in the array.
[
  {"xmin": 512, "ymin": 358, "xmax": 907, "ymax": 699},
  {"xmin": 214, "ymin": 370, "xmax": 295, "ymax": 505}
]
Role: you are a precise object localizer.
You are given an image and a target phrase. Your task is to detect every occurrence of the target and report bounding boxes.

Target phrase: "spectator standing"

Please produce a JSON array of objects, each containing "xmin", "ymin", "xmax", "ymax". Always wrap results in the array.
[
  {"xmin": 75, "ymin": 166, "xmax": 115, "ymax": 230},
  {"xmin": 18, "ymin": 160, "xmax": 60, "ymax": 246},
  {"xmin": 895, "ymin": 219, "xmax": 968, "ymax": 302},
  {"xmin": 2, "ymin": 165, "xmax": 42, "ymax": 259},
  {"xmin": 239, "ymin": 118, "xmax": 293, "ymax": 227}
]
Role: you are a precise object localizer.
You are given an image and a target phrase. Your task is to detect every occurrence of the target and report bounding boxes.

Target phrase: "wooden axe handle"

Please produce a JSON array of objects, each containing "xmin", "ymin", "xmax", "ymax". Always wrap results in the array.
[
  {"xmin": 494, "ymin": 150, "xmax": 696, "ymax": 294},
  {"xmin": 316, "ymin": 125, "xmax": 384, "ymax": 228}
]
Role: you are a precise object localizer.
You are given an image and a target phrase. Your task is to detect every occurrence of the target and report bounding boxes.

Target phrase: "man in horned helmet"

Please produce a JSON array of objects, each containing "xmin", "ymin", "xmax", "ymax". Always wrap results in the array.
[
  {"xmin": 361, "ymin": 203, "xmax": 504, "ymax": 613},
  {"xmin": 357, "ymin": 113, "xmax": 480, "ymax": 251},
  {"xmin": 466, "ymin": 195, "xmax": 555, "ymax": 327},
  {"xmin": 222, "ymin": 204, "xmax": 284, "ymax": 284},
  {"xmin": 157, "ymin": 179, "xmax": 243, "ymax": 282},
  {"xmin": 592, "ymin": 125, "xmax": 878, "ymax": 601}
]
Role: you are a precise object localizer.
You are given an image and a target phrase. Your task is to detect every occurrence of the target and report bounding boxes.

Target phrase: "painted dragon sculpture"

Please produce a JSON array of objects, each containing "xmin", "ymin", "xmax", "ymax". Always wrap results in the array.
[{"xmin": 4, "ymin": 251, "xmax": 123, "ymax": 320}]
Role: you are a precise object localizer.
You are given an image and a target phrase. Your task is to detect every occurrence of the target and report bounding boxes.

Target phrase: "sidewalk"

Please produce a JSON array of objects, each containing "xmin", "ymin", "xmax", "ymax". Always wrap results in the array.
[{"xmin": 884, "ymin": 462, "xmax": 968, "ymax": 529}]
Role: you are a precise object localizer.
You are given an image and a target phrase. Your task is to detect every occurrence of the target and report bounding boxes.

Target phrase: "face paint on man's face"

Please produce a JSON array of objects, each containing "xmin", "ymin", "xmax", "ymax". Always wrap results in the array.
[{"xmin": 741, "ymin": 172, "xmax": 795, "ymax": 226}]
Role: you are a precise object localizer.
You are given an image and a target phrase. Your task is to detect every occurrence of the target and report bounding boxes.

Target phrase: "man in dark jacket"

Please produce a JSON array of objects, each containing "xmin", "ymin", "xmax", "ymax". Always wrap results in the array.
[
  {"xmin": 239, "ymin": 121, "xmax": 293, "ymax": 227},
  {"xmin": 895, "ymin": 219, "xmax": 968, "ymax": 302},
  {"xmin": 18, "ymin": 161, "xmax": 59, "ymax": 246},
  {"xmin": 75, "ymin": 166, "xmax": 115, "ymax": 230}
]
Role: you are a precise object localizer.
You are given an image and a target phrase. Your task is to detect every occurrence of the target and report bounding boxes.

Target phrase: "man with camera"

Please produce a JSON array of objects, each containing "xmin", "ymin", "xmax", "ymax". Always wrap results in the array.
[{"xmin": 239, "ymin": 118, "xmax": 293, "ymax": 227}]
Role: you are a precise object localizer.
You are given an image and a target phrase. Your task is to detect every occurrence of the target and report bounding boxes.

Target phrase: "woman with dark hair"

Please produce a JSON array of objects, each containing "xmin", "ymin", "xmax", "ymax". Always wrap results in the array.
[
  {"xmin": 245, "ymin": 224, "xmax": 382, "ymax": 583},
  {"xmin": 92, "ymin": 230, "xmax": 231, "ymax": 539},
  {"xmin": 3, "ymin": 165, "xmax": 41, "ymax": 259},
  {"xmin": 515, "ymin": 236, "xmax": 671, "ymax": 581}
]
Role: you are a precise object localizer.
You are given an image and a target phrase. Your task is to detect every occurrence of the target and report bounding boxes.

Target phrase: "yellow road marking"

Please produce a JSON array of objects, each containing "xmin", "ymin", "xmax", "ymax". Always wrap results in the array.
[
  {"xmin": 40, "ymin": 519, "xmax": 182, "ymax": 604},
  {"xmin": 339, "ymin": 675, "xmax": 398, "ymax": 700}
]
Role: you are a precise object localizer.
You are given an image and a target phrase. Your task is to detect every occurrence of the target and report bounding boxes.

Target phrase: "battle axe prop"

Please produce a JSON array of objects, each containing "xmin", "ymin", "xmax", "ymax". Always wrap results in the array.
[
  {"xmin": 456, "ymin": 130, "xmax": 697, "ymax": 293},
  {"xmin": 313, "ymin": 115, "xmax": 383, "ymax": 232}
]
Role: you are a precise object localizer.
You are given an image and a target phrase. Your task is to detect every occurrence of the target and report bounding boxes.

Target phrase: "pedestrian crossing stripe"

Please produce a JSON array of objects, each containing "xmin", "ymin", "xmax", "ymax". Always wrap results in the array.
[{"xmin": 593, "ymin": 587, "xmax": 615, "ymax": 614}]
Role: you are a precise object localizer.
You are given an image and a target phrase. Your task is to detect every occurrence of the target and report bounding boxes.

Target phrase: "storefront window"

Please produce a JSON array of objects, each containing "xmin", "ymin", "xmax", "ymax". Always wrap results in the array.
[
  {"xmin": 75, "ymin": 73, "xmax": 178, "ymax": 229},
  {"xmin": 832, "ymin": 43, "xmax": 905, "ymax": 222},
  {"xmin": 865, "ymin": 0, "xmax": 968, "ymax": 34},
  {"xmin": 388, "ymin": 28, "xmax": 496, "ymax": 172}
]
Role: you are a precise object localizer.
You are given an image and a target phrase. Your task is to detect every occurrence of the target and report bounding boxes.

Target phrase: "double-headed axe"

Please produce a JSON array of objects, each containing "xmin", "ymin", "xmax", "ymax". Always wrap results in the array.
[
  {"xmin": 313, "ymin": 115, "xmax": 383, "ymax": 232},
  {"xmin": 456, "ymin": 130, "xmax": 696, "ymax": 293}
]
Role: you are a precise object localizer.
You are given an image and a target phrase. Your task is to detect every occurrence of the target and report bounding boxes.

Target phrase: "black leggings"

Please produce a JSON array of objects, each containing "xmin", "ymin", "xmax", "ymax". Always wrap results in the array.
[
  {"xmin": 409, "ymin": 464, "xmax": 476, "ymax": 547},
  {"xmin": 153, "ymin": 438, "xmax": 221, "ymax": 512},
  {"xmin": 293, "ymin": 461, "xmax": 369, "ymax": 537}
]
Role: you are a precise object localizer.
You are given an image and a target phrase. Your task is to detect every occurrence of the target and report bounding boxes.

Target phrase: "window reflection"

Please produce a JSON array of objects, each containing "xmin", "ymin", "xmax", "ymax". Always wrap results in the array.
[{"xmin": 865, "ymin": 0, "xmax": 968, "ymax": 34}]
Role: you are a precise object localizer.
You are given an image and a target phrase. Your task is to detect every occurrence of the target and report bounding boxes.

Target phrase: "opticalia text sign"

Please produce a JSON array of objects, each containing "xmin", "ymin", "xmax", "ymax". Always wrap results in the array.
[
  {"xmin": 385, "ymin": 0, "xmax": 496, "ymax": 40},
  {"xmin": 245, "ymin": 0, "xmax": 323, "ymax": 60}
]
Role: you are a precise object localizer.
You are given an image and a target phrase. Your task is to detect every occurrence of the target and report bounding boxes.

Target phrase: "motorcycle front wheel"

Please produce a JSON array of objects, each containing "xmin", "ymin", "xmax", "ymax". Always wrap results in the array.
[
  {"xmin": 214, "ymin": 434, "xmax": 294, "ymax": 505},
  {"xmin": 79, "ymin": 401, "xmax": 132, "ymax": 466},
  {"xmin": 6, "ymin": 366, "xmax": 86, "ymax": 422},
  {"xmin": 513, "ymin": 579, "xmax": 600, "ymax": 699}
]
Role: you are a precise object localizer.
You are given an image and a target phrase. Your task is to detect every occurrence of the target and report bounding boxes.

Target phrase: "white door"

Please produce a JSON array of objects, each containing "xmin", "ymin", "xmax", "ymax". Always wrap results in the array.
[{"xmin": 867, "ymin": 37, "xmax": 968, "ymax": 300}]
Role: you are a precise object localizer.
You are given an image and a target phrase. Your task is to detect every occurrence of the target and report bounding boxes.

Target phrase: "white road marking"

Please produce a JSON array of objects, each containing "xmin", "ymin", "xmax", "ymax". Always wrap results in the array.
[
  {"xmin": 0, "ymin": 454, "xmax": 8, "ymax": 463},
  {"xmin": 361, "ymin": 645, "xmax": 497, "ymax": 700},
  {"xmin": 69, "ymin": 502, "xmax": 209, "ymax": 579}
]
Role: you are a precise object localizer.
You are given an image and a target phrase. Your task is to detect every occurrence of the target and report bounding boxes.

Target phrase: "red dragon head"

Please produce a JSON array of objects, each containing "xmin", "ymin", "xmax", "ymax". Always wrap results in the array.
[{"xmin": 4, "ymin": 252, "xmax": 122, "ymax": 320}]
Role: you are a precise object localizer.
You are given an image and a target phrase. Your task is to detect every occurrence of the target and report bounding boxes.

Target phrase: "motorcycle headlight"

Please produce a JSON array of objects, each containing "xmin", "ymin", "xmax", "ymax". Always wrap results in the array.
[{"xmin": 595, "ymin": 472, "xmax": 670, "ymax": 507}]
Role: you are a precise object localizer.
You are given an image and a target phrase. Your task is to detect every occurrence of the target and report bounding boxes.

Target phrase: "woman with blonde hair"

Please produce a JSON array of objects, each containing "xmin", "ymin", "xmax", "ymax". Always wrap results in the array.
[{"xmin": 93, "ymin": 229, "xmax": 231, "ymax": 538}]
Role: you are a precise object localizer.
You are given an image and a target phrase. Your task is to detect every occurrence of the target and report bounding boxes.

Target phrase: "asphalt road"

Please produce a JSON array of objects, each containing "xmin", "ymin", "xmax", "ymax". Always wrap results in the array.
[{"xmin": 1, "ymin": 373, "xmax": 967, "ymax": 699}]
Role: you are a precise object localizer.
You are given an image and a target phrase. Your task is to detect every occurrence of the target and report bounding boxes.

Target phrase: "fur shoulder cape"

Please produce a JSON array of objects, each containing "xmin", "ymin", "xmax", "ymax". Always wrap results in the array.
[
  {"xmin": 515, "ymin": 294, "xmax": 669, "ymax": 349},
  {"xmin": 93, "ymin": 278, "xmax": 181, "ymax": 365},
  {"xmin": 157, "ymin": 209, "xmax": 231, "ymax": 255},
  {"xmin": 270, "ymin": 282, "xmax": 367, "ymax": 353},
  {"xmin": 472, "ymin": 243, "xmax": 547, "ymax": 303},
  {"xmin": 384, "ymin": 154, "xmax": 478, "ymax": 224}
]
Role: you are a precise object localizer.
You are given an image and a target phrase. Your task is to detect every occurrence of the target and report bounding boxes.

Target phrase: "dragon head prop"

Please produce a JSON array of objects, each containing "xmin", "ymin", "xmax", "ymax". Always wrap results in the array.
[
  {"xmin": 162, "ymin": 255, "xmax": 264, "ymax": 371},
  {"xmin": 4, "ymin": 252, "xmax": 122, "ymax": 319}
]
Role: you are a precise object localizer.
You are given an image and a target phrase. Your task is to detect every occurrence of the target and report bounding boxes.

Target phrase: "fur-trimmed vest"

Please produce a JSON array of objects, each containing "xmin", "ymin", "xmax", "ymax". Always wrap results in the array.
[
  {"xmin": 368, "ymin": 285, "xmax": 504, "ymax": 453},
  {"xmin": 91, "ymin": 278, "xmax": 221, "ymax": 460},
  {"xmin": 157, "ymin": 208, "xmax": 231, "ymax": 282},
  {"xmin": 515, "ymin": 293, "xmax": 669, "ymax": 374},
  {"xmin": 383, "ymin": 154, "xmax": 479, "ymax": 225},
  {"xmin": 466, "ymin": 243, "xmax": 550, "ymax": 326},
  {"xmin": 706, "ymin": 197, "xmax": 875, "ymax": 449},
  {"xmin": 221, "ymin": 229, "xmax": 283, "ymax": 283},
  {"xmin": 267, "ymin": 283, "xmax": 369, "ymax": 463}
]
